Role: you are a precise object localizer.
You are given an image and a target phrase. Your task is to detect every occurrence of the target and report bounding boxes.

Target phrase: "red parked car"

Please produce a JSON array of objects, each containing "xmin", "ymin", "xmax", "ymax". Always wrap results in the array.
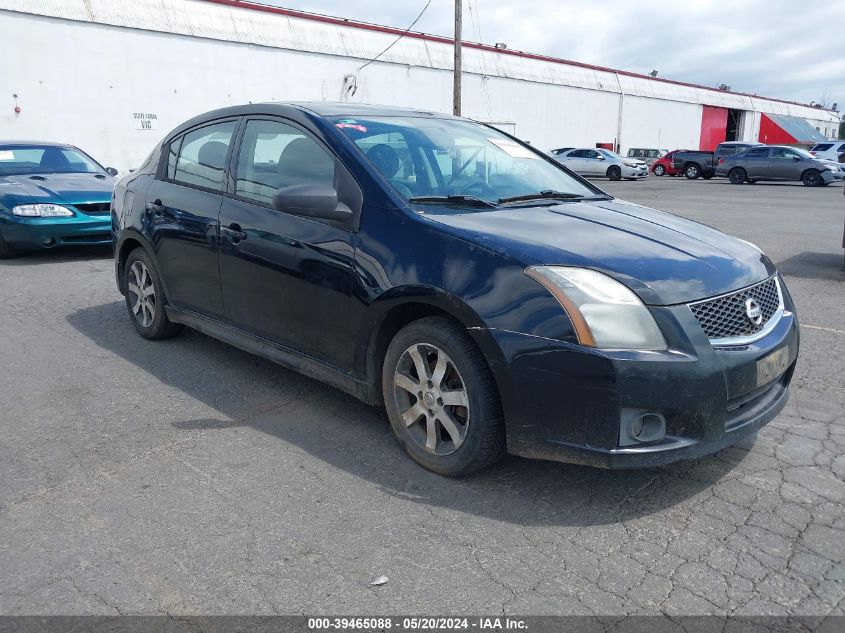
[{"xmin": 650, "ymin": 150, "xmax": 686, "ymax": 176}]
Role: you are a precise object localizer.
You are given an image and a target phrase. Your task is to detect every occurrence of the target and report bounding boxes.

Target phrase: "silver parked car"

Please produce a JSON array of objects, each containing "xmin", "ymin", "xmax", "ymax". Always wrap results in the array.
[
  {"xmin": 716, "ymin": 145, "xmax": 845, "ymax": 186},
  {"xmin": 555, "ymin": 148, "xmax": 648, "ymax": 181}
]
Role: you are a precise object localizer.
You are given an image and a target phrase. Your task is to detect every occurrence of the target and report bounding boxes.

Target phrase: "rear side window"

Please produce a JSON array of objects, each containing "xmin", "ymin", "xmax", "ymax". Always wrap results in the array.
[
  {"xmin": 745, "ymin": 148, "xmax": 769, "ymax": 157},
  {"xmin": 235, "ymin": 119, "xmax": 336, "ymax": 205},
  {"xmin": 172, "ymin": 120, "xmax": 238, "ymax": 190},
  {"xmin": 838, "ymin": 143, "xmax": 845, "ymax": 152}
]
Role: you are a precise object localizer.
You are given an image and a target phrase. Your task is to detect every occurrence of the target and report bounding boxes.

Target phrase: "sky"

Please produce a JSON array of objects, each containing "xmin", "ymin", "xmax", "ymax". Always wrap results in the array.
[{"xmin": 262, "ymin": 0, "xmax": 844, "ymax": 110}]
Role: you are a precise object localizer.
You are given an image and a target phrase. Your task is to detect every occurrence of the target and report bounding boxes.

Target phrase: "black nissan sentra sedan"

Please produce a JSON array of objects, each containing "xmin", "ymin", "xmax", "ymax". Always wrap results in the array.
[{"xmin": 112, "ymin": 103, "xmax": 799, "ymax": 476}]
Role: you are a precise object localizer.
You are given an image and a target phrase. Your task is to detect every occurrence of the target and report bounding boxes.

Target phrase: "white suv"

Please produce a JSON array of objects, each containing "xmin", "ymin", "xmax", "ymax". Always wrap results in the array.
[{"xmin": 810, "ymin": 141, "xmax": 845, "ymax": 162}]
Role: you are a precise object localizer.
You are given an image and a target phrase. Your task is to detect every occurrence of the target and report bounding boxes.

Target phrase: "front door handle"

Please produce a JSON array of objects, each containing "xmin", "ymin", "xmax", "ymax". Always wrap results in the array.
[{"xmin": 222, "ymin": 223, "xmax": 247, "ymax": 243}]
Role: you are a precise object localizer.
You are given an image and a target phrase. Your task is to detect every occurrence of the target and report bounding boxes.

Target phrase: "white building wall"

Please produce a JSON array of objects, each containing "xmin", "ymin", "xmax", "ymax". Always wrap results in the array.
[{"xmin": 1, "ymin": 0, "xmax": 840, "ymax": 172}]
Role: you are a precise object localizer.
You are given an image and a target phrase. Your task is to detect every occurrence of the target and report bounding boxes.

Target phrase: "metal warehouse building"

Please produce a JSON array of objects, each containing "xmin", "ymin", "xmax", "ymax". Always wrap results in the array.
[{"xmin": 1, "ymin": 0, "xmax": 840, "ymax": 173}]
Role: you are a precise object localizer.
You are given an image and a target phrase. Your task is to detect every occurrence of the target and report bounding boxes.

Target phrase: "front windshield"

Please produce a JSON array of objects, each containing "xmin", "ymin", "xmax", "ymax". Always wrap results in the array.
[
  {"xmin": 598, "ymin": 149, "xmax": 622, "ymax": 160},
  {"xmin": 331, "ymin": 115, "xmax": 597, "ymax": 203},
  {"xmin": 0, "ymin": 145, "xmax": 104, "ymax": 176}
]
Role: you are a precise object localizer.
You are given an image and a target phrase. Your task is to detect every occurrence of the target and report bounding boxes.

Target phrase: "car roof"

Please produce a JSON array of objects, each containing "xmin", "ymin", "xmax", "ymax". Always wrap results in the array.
[
  {"xmin": 720, "ymin": 141, "xmax": 763, "ymax": 145},
  {"xmin": 0, "ymin": 140, "xmax": 75, "ymax": 148}
]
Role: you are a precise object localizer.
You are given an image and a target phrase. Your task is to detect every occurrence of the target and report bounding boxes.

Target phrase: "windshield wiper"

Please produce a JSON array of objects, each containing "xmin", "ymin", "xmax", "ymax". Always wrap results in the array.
[
  {"xmin": 408, "ymin": 195, "xmax": 498, "ymax": 208},
  {"xmin": 498, "ymin": 190, "xmax": 610, "ymax": 204}
]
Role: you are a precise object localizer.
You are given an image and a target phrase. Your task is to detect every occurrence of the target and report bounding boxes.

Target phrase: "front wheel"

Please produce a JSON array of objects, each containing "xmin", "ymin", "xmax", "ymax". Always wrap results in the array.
[
  {"xmin": 607, "ymin": 166, "xmax": 622, "ymax": 181},
  {"xmin": 684, "ymin": 164, "xmax": 700, "ymax": 179},
  {"xmin": 729, "ymin": 168, "xmax": 747, "ymax": 184},
  {"xmin": 802, "ymin": 169, "xmax": 822, "ymax": 187},
  {"xmin": 653, "ymin": 165, "xmax": 666, "ymax": 176},
  {"xmin": 0, "ymin": 233, "xmax": 16, "ymax": 259},
  {"xmin": 382, "ymin": 317, "xmax": 505, "ymax": 476},
  {"xmin": 123, "ymin": 248, "xmax": 183, "ymax": 340}
]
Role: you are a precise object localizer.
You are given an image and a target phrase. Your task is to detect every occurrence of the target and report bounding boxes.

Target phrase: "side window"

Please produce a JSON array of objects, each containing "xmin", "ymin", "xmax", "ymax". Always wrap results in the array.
[
  {"xmin": 745, "ymin": 148, "xmax": 769, "ymax": 158},
  {"xmin": 569, "ymin": 150, "xmax": 585, "ymax": 158},
  {"xmin": 235, "ymin": 119, "xmax": 336, "ymax": 205},
  {"xmin": 771, "ymin": 148, "xmax": 786, "ymax": 159},
  {"xmin": 586, "ymin": 150, "xmax": 601, "ymax": 159},
  {"xmin": 172, "ymin": 120, "xmax": 237, "ymax": 190}
]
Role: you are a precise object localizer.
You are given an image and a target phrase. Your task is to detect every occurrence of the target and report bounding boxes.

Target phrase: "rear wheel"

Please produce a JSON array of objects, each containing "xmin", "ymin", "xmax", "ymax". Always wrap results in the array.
[
  {"xmin": 607, "ymin": 165, "xmax": 622, "ymax": 181},
  {"xmin": 123, "ymin": 248, "xmax": 183, "ymax": 340},
  {"xmin": 802, "ymin": 169, "xmax": 822, "ymax": 187},
  {"xmin": 653, "ymin": 164, "xmax": 666, "ymax": 176},
  {"xmin": 0, "ymin": 233, "xmax": 16, "ymax": 259},
  {"xmin": 729, "ymin": 168, "xmax": 747, "ymax": 184},
  {"xmin": 382, "ymin": 317, "xmax": 505, "ymax": 476},
  {"xmin": 684, "ymin": 164, "xmax": 701, "ymax": 179}
]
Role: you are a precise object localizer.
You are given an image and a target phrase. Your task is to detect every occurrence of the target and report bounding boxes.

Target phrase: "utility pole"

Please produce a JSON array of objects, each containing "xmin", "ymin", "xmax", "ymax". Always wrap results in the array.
[{"xmin": 453, "ymin": 0, "xmax": 462, "ymax": 116}]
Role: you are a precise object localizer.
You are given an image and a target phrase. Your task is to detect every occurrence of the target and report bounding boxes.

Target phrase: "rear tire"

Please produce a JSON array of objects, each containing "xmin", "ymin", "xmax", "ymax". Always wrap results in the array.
[
  {"xmin": 0, "ymin": 233, "xmax": 16, "ymax": 259},
  {"xmin": 684, "ymin": 164, "xmax": 701, "ymax": 179},
  {"xmin": 729, "ymin": 168, "xmax": 747, "ymax": 184},
  {"xmin": 802, "ymin": 169, "xmax": 822, "ymax": 187},
  {"xmin": 653, "ymin": 165, "xmax": 666, "ymax": 176},
  {"xmin": 607, "ymin": 166, "xmax": 622, "ymax": 181},
  {"xmin": 382, "ymin": 316, "xmax": 505, "ymax": 477},
  {"xmin": 123, "ymin": 248, "xmax": 183, "ymax": 340}
]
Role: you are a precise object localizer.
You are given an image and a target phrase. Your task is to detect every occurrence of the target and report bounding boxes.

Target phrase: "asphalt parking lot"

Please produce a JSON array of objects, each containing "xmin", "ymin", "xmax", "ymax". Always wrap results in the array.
[{"xmin": 1, "ymin": 177, "xmax": 844, "ymax": 617}]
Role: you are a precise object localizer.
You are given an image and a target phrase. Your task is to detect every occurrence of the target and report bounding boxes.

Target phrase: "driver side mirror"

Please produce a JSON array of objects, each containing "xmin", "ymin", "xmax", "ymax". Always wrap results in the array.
[
  {"xmin": 597, "ymin": 155, "xmax": 605, "ymax": 160},
  {"xmin": 792, "ymin": 156, "xmax": 801, "ymax": 161},
  {"xmin": 272, "ymin": 183, "xmax": 353, "ymax": 222},
  {"xmin": 106, "ymin": 167, "xmax": 118, "ymax": 176}
]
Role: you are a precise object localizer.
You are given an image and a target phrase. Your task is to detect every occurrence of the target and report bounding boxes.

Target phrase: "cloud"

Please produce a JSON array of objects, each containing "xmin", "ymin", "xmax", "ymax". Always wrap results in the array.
[{"xmin": 262, "ymin": 0, "xmax": 843, "ymax": 108}]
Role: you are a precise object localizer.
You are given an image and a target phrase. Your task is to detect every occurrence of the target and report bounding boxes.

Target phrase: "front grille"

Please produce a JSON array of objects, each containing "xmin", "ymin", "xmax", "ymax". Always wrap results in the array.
[
  {"xmin": 688, "ymin": 277, "xmax": 781, "ymax": 342},
  {"xmin": 74, "ymin": 203, "xmax": 111, "ymax": 215}
]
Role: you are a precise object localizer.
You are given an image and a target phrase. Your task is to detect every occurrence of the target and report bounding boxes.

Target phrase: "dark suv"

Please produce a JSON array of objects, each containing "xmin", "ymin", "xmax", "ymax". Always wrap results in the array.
[{"xmin": 113, "ymin": 103, "xmax": 799, "ymax": 476}]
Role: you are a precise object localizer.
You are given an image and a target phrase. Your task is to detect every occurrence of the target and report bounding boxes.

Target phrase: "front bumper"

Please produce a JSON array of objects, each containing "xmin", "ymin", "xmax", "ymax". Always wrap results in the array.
[
  {"xmin": 621, "ymin": 164, "xmax": 649, "ymax": 179},
  {"xmin": 821, "ymin": 169, "xmax": 845, "ymax": 183},
  {"xmin": 471, "ymin": 293, "xmax": 799, "ymax": 469},
  {"xmin": 0, "ymin": 211, "xmax": 111, "ymax": 249}
]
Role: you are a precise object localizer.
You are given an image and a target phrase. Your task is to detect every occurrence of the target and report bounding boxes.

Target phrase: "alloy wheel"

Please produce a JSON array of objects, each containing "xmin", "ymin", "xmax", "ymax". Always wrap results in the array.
[
  {"xmin": 392, "ymin": 343, "xmax": 470, "ymax": 456},
  {"xmin": 128, "ymin": 261, "xmax": 156, "ymax": 328}
]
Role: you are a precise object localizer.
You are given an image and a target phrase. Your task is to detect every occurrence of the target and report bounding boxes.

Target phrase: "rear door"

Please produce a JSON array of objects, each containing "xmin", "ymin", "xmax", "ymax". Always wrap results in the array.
[
  {"xmin": 560, "ymin": 149, "xmax": 585, "ymax": 172},
  {"xmin": 217, "ymin": 116, "xmax": 359, "ymax": 369},
  {"xmin": 145, "ymin": 118, "xmax": 239, "ymax": 318},
  {"xmin": 741, "ymin": 147, "xmax": 771, "ymax": 179}
]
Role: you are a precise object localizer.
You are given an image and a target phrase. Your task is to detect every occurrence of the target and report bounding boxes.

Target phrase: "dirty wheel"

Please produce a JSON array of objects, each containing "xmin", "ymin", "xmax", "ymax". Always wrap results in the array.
[{"xmin": 382, "ymin": 317, "xmax": 504, "ymax": 476}]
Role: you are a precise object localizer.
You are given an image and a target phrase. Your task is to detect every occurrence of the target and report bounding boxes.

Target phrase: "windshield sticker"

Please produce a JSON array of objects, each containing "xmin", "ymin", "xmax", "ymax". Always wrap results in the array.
[
  {"xmin": 0, "ymin": 150, "xmax": 14, "ymax": 161},
  {"xmin": 336, "ymin": 122, "xmax": 368, "ymax": 133},
  {"xmin": 487, "ymin": 138, "xmax": 538, "ymax": 159}
]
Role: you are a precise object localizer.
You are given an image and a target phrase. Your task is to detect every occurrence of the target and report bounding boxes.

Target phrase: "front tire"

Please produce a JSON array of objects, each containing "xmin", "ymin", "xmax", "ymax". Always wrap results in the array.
[
  {"xmin": 653, "ymin": 165, "xmax": 666, "ymax": 176},
  {"xmin": 802, "ymin": 169, "xmax": 822, "ymax": 187},
  {"xmin": 123, "ymin": 248, "xmax": 183, "ymax": 340},
  {"xmin": 729, "ymin": 168, "xmax": 747, "ymax": 184},
  {"xmin": 607, "ymin": 166, "xmax": 622, "ymax": 181},
  {"xmin": 684, "ymin": 164, "xmax": 701, "ymax": 179},
  {"xmin": 382, "ymin": 317, "xmax": 505, "ymax": 476},
  {"xmin": 0, "ymin": 233, "xmax": 16, "ymax": 259}
]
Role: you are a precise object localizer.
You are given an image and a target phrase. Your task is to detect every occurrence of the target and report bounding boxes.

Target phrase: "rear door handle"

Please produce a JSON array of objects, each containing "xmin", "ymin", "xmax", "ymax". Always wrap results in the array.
[{"xmin": 221, "ymin": 223, "xmax": 247, "ymax": 243}]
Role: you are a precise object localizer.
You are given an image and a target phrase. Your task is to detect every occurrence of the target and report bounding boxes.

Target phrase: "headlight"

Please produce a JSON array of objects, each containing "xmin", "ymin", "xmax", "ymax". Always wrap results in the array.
[
  {"xmin": 12, "ymin": 204, "xmax": 74, "ymax": 217},
  {"xmin": 525, "ymin": 266, "xmax": 667, "ymax": 350},
  {"xmin": 624, "ymin": 161, "xmax": 639, "ymax": 168}
]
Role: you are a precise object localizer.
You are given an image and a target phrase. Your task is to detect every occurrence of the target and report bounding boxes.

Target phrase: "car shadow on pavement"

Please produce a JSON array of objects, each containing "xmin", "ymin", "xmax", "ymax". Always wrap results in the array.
[
  {"xmin": 67, "ymin": 300, "xmax": 750, "ymax": 528},
  {"xmin": 0, "ymin": 245, "xmax": 113, "ymax": 266},
  {"xmin": 776, "ymin": 251, "xmax": 845, "ymax": 281}
]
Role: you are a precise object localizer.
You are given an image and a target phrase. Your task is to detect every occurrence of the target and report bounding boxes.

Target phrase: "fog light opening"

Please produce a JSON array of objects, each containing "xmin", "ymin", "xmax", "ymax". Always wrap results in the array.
[
  {"xmin": 632, "ymin": 413, "xmax": 665, "ymax": 442},
  {"xmin": 619, "ymin": 409, "xmax": 667, "ymax": 447},
  {"xmin": 42, "ymin": 237, "xmax": 56, "ymax": 248}
]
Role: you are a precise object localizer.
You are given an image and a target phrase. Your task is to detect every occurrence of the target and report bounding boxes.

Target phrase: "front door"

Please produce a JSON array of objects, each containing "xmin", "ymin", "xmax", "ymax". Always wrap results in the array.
[
  {"xmin": 218, "ymin": 117, "xmax": 357, "ymax": 370},
  {"xmin": 146, "ymin": 118, "xmax": 239, "ymax": 318},
  {"xmin": 769, "ymin": 147, "xmax": 804, "ymax": 180}
]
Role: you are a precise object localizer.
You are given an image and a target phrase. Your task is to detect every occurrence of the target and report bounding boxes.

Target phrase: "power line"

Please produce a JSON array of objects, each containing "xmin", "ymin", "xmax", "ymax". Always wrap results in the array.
[{"xmin": 357, "ymin": 0, "xmax": 433, "ymax": 72}]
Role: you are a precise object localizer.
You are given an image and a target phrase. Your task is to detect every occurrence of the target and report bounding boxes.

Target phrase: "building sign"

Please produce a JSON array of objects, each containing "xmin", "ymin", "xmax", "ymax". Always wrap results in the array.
[{"xmin": 133, "ymin": 112, "xmax": 158, "ymax": 130}]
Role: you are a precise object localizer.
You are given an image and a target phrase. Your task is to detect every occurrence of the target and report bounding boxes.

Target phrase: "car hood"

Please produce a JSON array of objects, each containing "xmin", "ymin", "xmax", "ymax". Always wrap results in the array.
[
  {"xmin": 0, "ymin": 173, "xmax": 114, "ymax": 206},
  {"xmin": 422, "ymin": 198, "xmax": 775, "ymax": 306}
]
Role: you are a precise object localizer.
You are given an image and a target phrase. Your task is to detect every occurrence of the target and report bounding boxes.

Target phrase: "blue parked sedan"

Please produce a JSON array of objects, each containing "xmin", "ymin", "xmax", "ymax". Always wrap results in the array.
[
  {"xmin": 0, "ymin": 142, "xmax": 117, "ymax": 258},
  {"xmin": 113, "ymin": 103, "xmax": 799, "ymax": 476}
]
